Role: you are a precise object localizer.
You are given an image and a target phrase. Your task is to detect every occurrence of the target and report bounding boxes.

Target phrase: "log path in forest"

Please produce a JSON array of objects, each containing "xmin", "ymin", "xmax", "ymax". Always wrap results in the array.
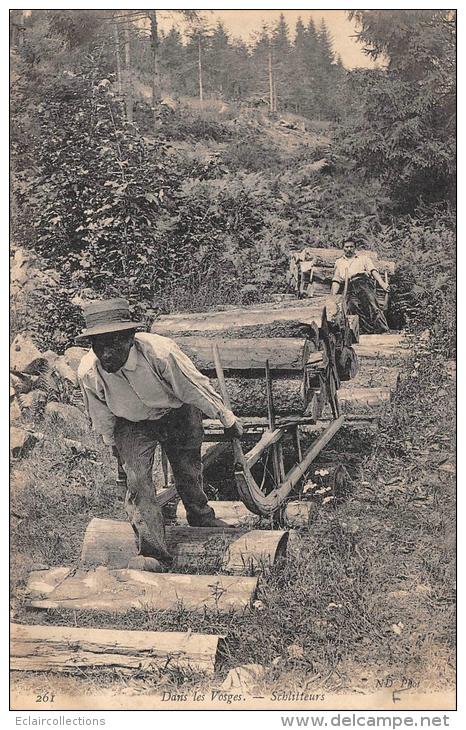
[{"xmin": 16, "ymin": 254, "xmax": 404, "ymax": 678}]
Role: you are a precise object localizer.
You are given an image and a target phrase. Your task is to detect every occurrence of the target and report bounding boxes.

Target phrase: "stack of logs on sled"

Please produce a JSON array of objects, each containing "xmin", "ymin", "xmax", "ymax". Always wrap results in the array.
[
  {"xmin": 287, "ymin": 246, "xmax": 395, "ymax": 309},
  {"xmin": 154, "ymin": 297, "xmax": 360, "ymax": 424}
]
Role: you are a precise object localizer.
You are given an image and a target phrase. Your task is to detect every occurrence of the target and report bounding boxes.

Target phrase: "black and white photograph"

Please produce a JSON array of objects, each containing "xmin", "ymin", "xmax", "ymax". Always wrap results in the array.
[{"xmin": 9, "ymin": 6, "xmax": 456, "ymax": 716}]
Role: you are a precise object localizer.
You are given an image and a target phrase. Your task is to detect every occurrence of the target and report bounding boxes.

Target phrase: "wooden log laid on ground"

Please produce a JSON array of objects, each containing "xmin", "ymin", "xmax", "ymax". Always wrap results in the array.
[
  {"xmin": 354, "ymin": 334, "xmax": 409, "ymax": 360},
  {"xmin": 283, "ymin": 501, "xmax": 318, "ymax": 529},
  {"xmin": 24, "ymin": 567, "xmax": 73, "ymax": 598},
  {"xmin": 27, "ymin": 568, "xmax": 258, "ymax": 614},
  {"xmin": 176, "ymin": 337, "xmax": 313, "ymax": 373},
  {"xmin": 176, "ymin": 501, "xmax": 260, "ymax": 527},
  {"xmin": 337, "ymin": 386, "xmax": 391, "ymax": 410},
  {"xmin": 11, "ymin": 624, "xmax": 222, "ymax": 676},
  {"xmin": 203, "ymin": 415, "xmax": 317, "ymax": 432},
  {"xmin": 347, "ymin": 365, "xmax": 400, "ymax": 391},
  {"xmin": 152, "ymin": 302, "xmax": 327, "ymax": 337},
  {"xmin": 80, "ymin": 518, "xmax": 288, "ymax": 575}
]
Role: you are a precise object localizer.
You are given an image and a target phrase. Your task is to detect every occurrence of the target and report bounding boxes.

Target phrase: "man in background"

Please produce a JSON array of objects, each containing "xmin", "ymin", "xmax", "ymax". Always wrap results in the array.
[{"xmin": 331, "ymin": 239, "xmax": 390, "ymax": 333}]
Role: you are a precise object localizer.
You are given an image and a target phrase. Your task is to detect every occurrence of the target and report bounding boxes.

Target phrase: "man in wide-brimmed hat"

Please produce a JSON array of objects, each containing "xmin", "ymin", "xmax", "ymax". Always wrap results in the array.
[{"xmin": 77, "ymin": 298, "xmax": 243, "ymax": 565}]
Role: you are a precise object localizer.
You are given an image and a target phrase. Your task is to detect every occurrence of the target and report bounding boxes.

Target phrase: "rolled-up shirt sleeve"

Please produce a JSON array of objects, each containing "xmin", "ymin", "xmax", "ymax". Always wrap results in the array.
[
  {"xmin": 158, "ymin": 345, "xmax": 237, "ymax": 427},
  {"xmin": 79, "ymin": 377, "xmax": 117, "ymax": 445}
]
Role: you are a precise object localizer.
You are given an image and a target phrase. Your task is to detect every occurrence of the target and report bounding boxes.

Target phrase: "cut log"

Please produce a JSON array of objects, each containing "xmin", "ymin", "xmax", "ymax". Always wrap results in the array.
[
  {"xmin": 354, "ymin": 334, "xmax": 409, "ymax": 360},
  {"xmin": 27, "ymin": 568, "xmax": 258, "ymax": 614},
  {"xmin": 176, "ymin": 337, "xmax": 313, "ymax": 372},
  {"xmin": 80, "ymin": 518, "xmax": 288, "ymax": 575},
  {"xmin": 176, "ymin": 501, "xmax": 260, "ymax": 528},
  {"xmin": 338, "ymin": 387, "xmax": 391, "ymax": 410},
  {"xmin": 283, "ymin": 501, "xmax": 318, "ymax": 528},
  {"xmin": 210, "ymin": 375, "xmax": 308, "ymax": 417},
  {"xmin": 152, "ymin": 302, "xmax": 327, "ymax": 337},
  {"xmin": 11, "ymin": 624, "xmax": 222, "ymax": 676}
]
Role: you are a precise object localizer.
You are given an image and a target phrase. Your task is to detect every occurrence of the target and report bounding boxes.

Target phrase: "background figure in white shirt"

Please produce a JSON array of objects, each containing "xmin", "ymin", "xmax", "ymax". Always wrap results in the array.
[
  {"xmin": 331, "ymin": 239, "xmax": 390, "ymax": 334},
  {"xmin": 77, "ymin": 298, "xmax": 243, "ymax": 566}
]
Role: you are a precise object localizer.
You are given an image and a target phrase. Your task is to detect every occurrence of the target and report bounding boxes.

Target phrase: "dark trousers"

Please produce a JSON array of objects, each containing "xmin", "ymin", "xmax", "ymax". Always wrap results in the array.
[
  {"xmin": 347, "ymin": 275, "xmax": 389, "ymax": 335},
  {"xmin": 113, "ymin": 404, "xmax": 214, "ymax": 563}
]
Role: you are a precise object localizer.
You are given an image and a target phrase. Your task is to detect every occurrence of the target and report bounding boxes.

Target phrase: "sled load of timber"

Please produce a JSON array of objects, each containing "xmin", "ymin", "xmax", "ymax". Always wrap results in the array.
[
  {"xmin": 151, "ymin": 288, "xmax": 404, "ymax": 516},
  {"xmin": 287, "ymin": 246, "xmax": 395, "ymax": 309},
  {"xmin": 15, "ymin": 246, "xmax": 405, "ymax": 680}
]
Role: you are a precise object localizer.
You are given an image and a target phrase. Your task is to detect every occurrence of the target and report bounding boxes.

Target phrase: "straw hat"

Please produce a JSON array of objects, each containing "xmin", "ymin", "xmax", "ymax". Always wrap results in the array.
[{"xmin": 76, "ymin": 298, "xmax": 143, "ymax": 341}]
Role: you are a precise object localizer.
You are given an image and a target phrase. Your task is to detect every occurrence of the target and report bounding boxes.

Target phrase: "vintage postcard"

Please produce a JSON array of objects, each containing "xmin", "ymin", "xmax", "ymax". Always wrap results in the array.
[{"xmin": 9, "ymin": 7, "xmax": 456, "ymax": 718}]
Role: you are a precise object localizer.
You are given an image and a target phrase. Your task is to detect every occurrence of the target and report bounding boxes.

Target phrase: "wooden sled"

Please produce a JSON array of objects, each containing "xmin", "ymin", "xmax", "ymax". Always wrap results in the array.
[{"xmin": 211, "ymin": 343, "xmax": 345, "ymax": 517}]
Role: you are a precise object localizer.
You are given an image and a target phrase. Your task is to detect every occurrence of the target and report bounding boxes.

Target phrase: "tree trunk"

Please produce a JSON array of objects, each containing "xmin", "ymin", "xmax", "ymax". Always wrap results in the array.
[
  {"xmin": 354, "ymin": 334, "xmax": 409, "ymax": 360},
  {"xmin": 338, "ymin": 386, "xmax": 391, "ymax": 410},
  {"xmin": 148, "ymin": 10, "xmax": 160, "ymax": 124},
  {"xmin": 11, "ymin": 624, "xmax": 221, "ymax": 676},
  {"xmin": 123, "ymin": 21, "xmax": 133, "ymax": 123},
  {"xmin": 198, "ymin": 36, "xmax": 204, "ymax": 102},
  {"xmin": 27, "ymin": 568, "xmax": 258, "ymax": 615},
  {"xmin": 283, "ymin": 501, "xmax": 318, "ymax": 528},
  {"xmin": 113, "ymin": 22, "xmax": 122, "ymax": 94}
]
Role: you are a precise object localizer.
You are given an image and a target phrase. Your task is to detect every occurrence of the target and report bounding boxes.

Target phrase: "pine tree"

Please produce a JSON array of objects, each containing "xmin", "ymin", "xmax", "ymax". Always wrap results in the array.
[
  {"xmin": 160, "ymin": 26, "xmax": 185, "ymax": 95},
  {"xmin": 271, "ymin": 13, "xmax": 291, "ymax": 111}
]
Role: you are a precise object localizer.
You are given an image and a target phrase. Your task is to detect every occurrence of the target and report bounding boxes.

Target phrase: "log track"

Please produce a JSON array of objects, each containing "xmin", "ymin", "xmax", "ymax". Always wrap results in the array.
[{"xmin": 16, "ymin": 248, "xmax": 403, "ymax": 678}]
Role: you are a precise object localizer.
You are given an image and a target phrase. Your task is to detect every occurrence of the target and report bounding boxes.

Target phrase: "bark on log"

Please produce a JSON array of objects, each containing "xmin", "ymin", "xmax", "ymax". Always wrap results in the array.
[
  {"xmin": 80, "ymin": 518, "xmax": 288, "ymax": 575},
  {"xmin": 176, "ymin": 337, "xmax": 313, "ymax": 373},
  {"xmin": 27, "ymin": 568, "xmax": 258, "ymax": 614},
  {"xmin": 165, "ymin": 321, "xmax": 319, "ymax": 341},
  {"xmin": 177, "ymin": 501, "xmax": 259, "ymax": 527},
  {"xmin": 210, "ymin": 374, "xmax": 308, "ymax": 416},
  {"xmin": 152, "ymin": 302, "xmax": 327, "ymax": 337},
  {"xmin": 11, "ymin": 624, "xmax": 222, "ymax": 676}
]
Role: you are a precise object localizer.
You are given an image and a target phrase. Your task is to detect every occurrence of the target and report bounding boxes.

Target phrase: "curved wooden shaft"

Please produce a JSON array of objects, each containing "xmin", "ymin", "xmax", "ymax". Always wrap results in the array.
[{"xmin": 234, "ymin": 416, "xmax": 345, "ymax": 516}]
